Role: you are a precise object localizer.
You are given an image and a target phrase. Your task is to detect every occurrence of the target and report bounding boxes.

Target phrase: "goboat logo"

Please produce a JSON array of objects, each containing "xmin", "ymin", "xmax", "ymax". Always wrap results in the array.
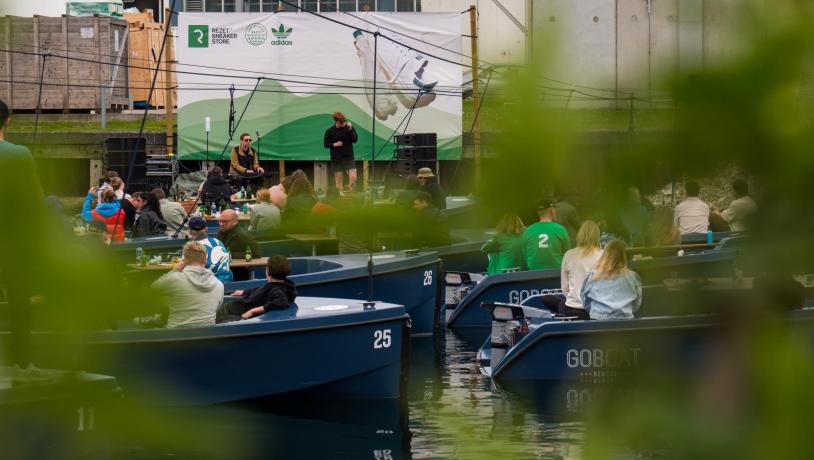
[
  {"xmin": 245, "ymin": 23, "xmax": 267, "ymax": 46},
  {"xmin": 188, "ymin": 25, "xmax": 209, "ymax": 48},
  {"xmin": 270, "ymin": 23, "xmax": 293, "ymax": 46}
]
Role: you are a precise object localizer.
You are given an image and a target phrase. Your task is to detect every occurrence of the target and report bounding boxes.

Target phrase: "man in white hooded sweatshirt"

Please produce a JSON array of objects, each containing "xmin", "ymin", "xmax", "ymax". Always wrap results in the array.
[{"xmin": 152, "ymin": 242, "xmax": 224, "ymax": 328}]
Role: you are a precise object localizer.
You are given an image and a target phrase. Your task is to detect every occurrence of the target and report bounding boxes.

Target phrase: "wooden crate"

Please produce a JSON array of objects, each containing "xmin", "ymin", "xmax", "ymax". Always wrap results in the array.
[
  {"xmin": 127, "ymin": 20, "xmax": 176, "ymax": 108},
  {"xmin": 0, "ymin": 14, "xmax": 129, "ymax": 111}
]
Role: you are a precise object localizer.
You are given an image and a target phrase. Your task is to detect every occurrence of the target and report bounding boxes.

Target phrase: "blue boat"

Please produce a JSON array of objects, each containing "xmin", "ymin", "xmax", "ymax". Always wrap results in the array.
[
  {"xmin": 226, "ymin": 251, "xmax": 443, "ymax": 336},
  {"xmin": 110, "ymin": 227, "xmax": 492, "ymax": 272},
  {"xmin": 445, "ymin": 249, "xmax": 741, "ymax": 329},
  {"xmin": 9, "ymin": 297, "xmax": 410, "ymax": 405},
  {"xmin": 477, "ymin": 302, "xmax": 814, "ymax": 392}
]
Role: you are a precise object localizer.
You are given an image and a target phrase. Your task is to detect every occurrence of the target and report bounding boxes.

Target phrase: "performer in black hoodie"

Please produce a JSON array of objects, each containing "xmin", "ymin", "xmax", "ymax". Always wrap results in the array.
[
  {"xmin": 200, "ymin": 166, "xmax": 233, "ymax": 209},
  {"xmin": 216, "ymin": 255, "xmax": 297, "ymax": 323},
  {"xmin": 323, "ymin": 111, "xmax": 358, "ymax": 191}
]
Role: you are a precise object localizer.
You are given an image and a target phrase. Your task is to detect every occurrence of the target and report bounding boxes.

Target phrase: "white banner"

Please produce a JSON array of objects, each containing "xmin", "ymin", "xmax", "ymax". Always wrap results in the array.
[{"xmin": 177, "ymin": 12, "xmax": 463, "ymax": 160}]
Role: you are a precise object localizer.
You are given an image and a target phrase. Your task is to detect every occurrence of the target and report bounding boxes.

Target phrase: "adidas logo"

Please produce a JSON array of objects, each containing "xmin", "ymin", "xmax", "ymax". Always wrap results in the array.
[{"xmin": 271, "ymin": 24, "xmax": 292, "ymax": 39}]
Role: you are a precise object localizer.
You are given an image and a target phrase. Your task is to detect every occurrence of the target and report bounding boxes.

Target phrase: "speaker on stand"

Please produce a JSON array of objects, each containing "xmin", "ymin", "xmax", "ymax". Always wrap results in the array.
[
  {"xmin": 394, "ymin": 133, "xmax": 437, "ymax": 176},
  {"xmin": 104, "ymin": 137, "xmax": 147, "ymax": 193}
]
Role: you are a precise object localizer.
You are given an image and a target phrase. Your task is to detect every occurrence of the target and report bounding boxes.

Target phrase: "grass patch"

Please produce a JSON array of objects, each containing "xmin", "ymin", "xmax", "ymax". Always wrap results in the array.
[{"xmin": 8, "ymin": 118, "xmax": 169, "ymax": 133}]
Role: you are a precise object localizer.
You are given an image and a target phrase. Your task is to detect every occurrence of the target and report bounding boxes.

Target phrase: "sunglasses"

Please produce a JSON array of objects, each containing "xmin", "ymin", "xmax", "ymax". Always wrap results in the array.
[{"xmin": 242, "ymin": 138, "xmax": 252, "ymax": 142}]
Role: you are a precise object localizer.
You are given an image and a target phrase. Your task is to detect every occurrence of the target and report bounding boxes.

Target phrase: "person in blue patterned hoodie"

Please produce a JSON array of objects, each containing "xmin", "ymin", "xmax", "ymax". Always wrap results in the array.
[{"xmin": 188, "ymin": 216, "xmax": 233, "ymax": 283}]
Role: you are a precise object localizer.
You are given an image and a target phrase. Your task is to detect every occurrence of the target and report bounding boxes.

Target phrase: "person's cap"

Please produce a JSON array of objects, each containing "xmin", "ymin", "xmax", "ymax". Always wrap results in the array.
[
  {"xmin": 536, "ymin": 197, "xmax": 555, "ymax": 210},
  {"xmin": 417, "ymin": 167, "xmax": 435, "ymax": 178},
  {"xmin": 189, "ymin": 216, "xmax": 207, "ymax": 231}
]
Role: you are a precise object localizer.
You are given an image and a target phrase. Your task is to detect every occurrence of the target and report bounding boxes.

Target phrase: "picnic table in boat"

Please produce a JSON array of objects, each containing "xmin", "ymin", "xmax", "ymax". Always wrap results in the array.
[{"xmin": 127, "ymin": 256, "xmax": 269, "ymax": 275}]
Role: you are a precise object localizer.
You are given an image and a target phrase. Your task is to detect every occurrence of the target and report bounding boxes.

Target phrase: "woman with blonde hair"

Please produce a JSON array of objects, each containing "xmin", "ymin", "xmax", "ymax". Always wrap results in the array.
[
  {"xmin": 580, "ymin": 239, "xmax": 642, "ymax": 320},
  {"xmin": 648, "ymin": 205, "xmax": 681, "ymax": 247},
  {"xmin": 540, "ymin": 220, "xmax": 603, "ymax": 319},
  {"xmin": 481, "ymin": 213, "xmax": 525, "ymax": 275},
  {"xmin": 248, "ymin": 188, "xmax": 281, "ymax": 233}
]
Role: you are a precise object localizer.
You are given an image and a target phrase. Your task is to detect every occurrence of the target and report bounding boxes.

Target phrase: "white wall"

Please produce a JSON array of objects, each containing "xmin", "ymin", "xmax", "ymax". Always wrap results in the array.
[
  {"xmin": 422, "ymin": 0, "xmax": 529, "ymax": 65},
  {"xmin": 1, "ymin": 0, "xmax": 67, "ymax": 17}
]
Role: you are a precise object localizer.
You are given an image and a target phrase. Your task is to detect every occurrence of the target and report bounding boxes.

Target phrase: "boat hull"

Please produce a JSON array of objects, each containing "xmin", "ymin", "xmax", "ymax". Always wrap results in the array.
[
  {"xmin": 5, "ymin": 299, "xmax": 410, "ymax": 405},
  {"xmin": 447, "ymin": 250, "xmax": 740, "ymax": 329},
  {"xmin": 229, "ymin": 253, "xmax": 443, "ymax": 336}
]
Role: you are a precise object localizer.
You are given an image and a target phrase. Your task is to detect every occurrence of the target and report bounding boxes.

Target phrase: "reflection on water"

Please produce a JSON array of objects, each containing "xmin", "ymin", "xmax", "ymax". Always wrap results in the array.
[{"xmin": 3, "ymin": 330, "xmax": 585, "ymax": 459}]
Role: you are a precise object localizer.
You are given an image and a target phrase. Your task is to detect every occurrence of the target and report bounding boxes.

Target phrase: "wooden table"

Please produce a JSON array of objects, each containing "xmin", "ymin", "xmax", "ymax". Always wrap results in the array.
[
  {"xmin": 204, "ymin": 214, "xmax": 251, "ymax": 221},
  {"xmin": 285, "ymin": 233, "xmax": 338, "ymax": 256},
  {"xmin": 231, "ymin": 197, "xmax": 256, "ymax": 204},
  {"xmin": 127, "ymin": 256, "xmax": 269, "ymax": 279}
]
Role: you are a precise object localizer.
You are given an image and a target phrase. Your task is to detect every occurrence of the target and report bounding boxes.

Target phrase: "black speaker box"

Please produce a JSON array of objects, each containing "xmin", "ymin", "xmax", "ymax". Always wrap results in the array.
[
  {"xmin": 395, "ymin": 146, "xmax": 437, "ymax": 162},
  {"xmin": 394, "ymin": 133, "xmax": 437, "ymax": 146}
]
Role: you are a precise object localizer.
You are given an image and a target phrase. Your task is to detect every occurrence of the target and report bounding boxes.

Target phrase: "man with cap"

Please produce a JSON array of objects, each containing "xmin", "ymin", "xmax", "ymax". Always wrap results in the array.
[
  {"xmin": 417, "ymin": 167, "xmax": 445, "ymax": 210},
  {"xmin": 188, "ymin": 215, "xmax": 233, "ymax": 283},
  {"xmin": 521, "ymin": 198, "xmax": 571, "ymax": 271}
]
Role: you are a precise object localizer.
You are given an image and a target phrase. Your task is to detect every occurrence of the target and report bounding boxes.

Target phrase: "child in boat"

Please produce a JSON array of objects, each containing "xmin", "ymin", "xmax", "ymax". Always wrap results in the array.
[
  {"xmin": 581, "ymin": 239, "xmax": 642, "ymax": 320},
  {"xmin": 216, "ymin": 255, "xmax": 297, "ymax": 323}
]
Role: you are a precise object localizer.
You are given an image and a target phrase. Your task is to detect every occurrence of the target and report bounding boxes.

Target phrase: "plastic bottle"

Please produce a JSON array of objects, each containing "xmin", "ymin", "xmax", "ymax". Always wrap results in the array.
[
  {"xmin": 240, "ymin": 186, "xmax": 246, "ymax": 199},
  {"xmin": 245, "ymin": 246, "xmax": 253, "ymax": 262},
  {"xmin": 706, "ymin": 230, "xmax": 714, "ymax": 245},
  {"xmin": 136, "ymin": 247, "xmax": 144, "ymax": 265},
  {"xmin": 211, "ymin": 202, "xmax": 217, "ymax": 216},
  {"xmin": 242, "ymin": 203, "xmax": 250, "ymax": 214}
]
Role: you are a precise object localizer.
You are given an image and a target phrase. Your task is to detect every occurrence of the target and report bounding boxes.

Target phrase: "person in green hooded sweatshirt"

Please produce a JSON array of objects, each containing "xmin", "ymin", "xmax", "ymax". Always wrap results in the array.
[
  {"xmin": 522, "ymin": 198, "xmax": 571, "ymax": 270},
  {"xmin": 481, "ymin": 213, "xmax": 525, "ymax": 275}
]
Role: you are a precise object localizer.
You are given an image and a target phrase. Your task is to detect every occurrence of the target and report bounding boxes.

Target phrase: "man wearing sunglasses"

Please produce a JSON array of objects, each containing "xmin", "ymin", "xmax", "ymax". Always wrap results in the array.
[{"xmin": 230, "ymin": 133, "xmax": 265, "ymax": 191}]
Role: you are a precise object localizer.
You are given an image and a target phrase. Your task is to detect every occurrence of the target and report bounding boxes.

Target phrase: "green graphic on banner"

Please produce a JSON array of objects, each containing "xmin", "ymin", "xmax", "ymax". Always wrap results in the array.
[
  {"xmin": 178, "ymin": 80, "xmax": 462, "ymax": 161},
  {"xmin": 188, "ymin": 25, "xmax": 209, "ymax": 48}
]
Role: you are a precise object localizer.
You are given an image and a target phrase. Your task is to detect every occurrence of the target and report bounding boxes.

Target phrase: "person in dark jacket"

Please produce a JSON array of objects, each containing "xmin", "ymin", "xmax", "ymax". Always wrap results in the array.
[
  {"xmin": 216, "ymin": 209, "xmax": 260, "ymax": 259},
  {"xmin": 229, "ymin": 133, "xmax": 265, "ymax": 192},
  {"xmin": 417, "ymin": 167, "xmax": 446, "ymax": 210},
  {"xmin": 216, "ymin": 255, "xmax": 297, "ymax": 323},
  {"xmin": 395, "ymin": 174, "xmax": 420, "ymax": 208},
  {"xmin": 120, "ymin": 193, "xmax": 137, "ymax": 232},
  {"xmin": 412, "ymin": 191, "xmax": 450, "ymax": 247},
  {"xmin": 323, "ymin": 111, "xmax": 358, "ymax": 191},
  {"xmin": 200, "ymin": 166, "xmax": 233, "ymax": 209},
  {"xmin": 131, "ymin": 190, "xmax": 167, "ymax": 238}
]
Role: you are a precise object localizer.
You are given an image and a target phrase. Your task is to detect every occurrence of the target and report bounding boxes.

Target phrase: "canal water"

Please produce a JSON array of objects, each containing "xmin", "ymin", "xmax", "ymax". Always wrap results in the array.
[{"xmin": 5, "ymin": 330, "xmax": 586, "ymax": 459}]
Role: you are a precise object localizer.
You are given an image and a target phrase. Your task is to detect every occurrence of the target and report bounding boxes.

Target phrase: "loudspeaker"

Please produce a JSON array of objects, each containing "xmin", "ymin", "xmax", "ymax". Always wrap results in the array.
[
  {"xmin": 395, "ymin": 146, "xmax": 437, "ymax": 162},
  {"xmin": 104, "ymin": 137, "xmax": 147, "ymax": 191},
  {"xmin": 394, "ymin": 133, "xmax": 437, "ymax": 147}
]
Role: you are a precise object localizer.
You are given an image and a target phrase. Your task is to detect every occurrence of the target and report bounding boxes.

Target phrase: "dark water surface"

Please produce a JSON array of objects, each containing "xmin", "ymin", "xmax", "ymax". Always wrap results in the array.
[{"xmin": 4, "ymin": 330, "xmax": 585, "ymax": 459}]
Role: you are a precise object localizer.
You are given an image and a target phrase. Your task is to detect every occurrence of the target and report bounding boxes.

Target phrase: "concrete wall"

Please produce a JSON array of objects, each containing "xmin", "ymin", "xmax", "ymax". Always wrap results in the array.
[{"xmin": 421, "ymin": 0, "xmax": 528, "ymax": 65}]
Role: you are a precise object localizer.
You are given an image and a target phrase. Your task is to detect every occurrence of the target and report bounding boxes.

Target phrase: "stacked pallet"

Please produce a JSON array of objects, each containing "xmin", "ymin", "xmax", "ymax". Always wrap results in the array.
[
  {"xmin": 124, "ymin": 9, "xmax": 175, "ymax": 109},
  {"xmin": 0, "ymin": 15, "xmax": 129, "ymax": 111}
]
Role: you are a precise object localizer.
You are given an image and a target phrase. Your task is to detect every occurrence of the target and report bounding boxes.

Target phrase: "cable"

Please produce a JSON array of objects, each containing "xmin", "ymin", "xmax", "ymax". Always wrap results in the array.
[
  {"xmin": 468, "ymin": 68, "xmax": 494, "ymax": 133},
  {"xmin": 128, "ymin": 0, "xmax": 177, "ymax": 188},
  {"xmin": 215, "ymin": 77, "xmax": 263, "ymax": 163},
  {"xmin": 275, "ymin": 0, "xmax": 498, "ymax": 74},
  {"xmin": 307, "ymin": 0, "xmax": 495, "ymax": 68},
  {"xmin": 0, "ymin": 47, "xmax": 467, "ymax": 93}
]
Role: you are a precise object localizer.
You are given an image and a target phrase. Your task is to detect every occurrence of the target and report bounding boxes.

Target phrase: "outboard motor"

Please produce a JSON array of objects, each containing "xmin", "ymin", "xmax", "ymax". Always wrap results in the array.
[
  {"xmin": 481, "ymin": 302, "xmax": 527, "ymax": 370},
  {"xmin": 444, "ymin": 271, "xmax": 480, "ymax": 323},
  {"xmin": 482, "ymin": 301, "xmax": 556, "ymax": 370}
]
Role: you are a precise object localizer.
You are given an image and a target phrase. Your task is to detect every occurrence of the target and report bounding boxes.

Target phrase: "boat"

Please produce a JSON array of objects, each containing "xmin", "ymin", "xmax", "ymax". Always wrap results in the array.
[
  {"xmin": 445, "ymin": 249, "xmax": 741, "ymax": 329},
  {"xmin": 477, "ymin": 302, "xmax": 814, "ymax": 395},
  {"xmin": 226, "ymin": 251, "xmax": 443, "ymax": 336},
  {"xmin": 7, "ymin": 297, "xmax": 410, "ymax": 405},
  {"xmin": 110, "ymin": 228, "xmax": 492, "ymax": 273}
]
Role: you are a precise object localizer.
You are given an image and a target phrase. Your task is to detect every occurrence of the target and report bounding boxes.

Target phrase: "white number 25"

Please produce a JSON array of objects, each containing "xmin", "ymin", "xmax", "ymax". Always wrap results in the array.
[
  {"xmin": 374, "ymin": 329, "xmax": 392, "ymax": 349},
  {"xmin": 423, "ymin": 270, "xmax": 433, "ymax": 286}
]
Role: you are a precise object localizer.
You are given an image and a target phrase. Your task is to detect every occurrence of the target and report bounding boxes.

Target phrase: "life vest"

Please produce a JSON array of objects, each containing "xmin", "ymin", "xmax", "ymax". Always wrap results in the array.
[{"xmin": 92, "ymin": 208, "xmax": 126, "ymax": 242}]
